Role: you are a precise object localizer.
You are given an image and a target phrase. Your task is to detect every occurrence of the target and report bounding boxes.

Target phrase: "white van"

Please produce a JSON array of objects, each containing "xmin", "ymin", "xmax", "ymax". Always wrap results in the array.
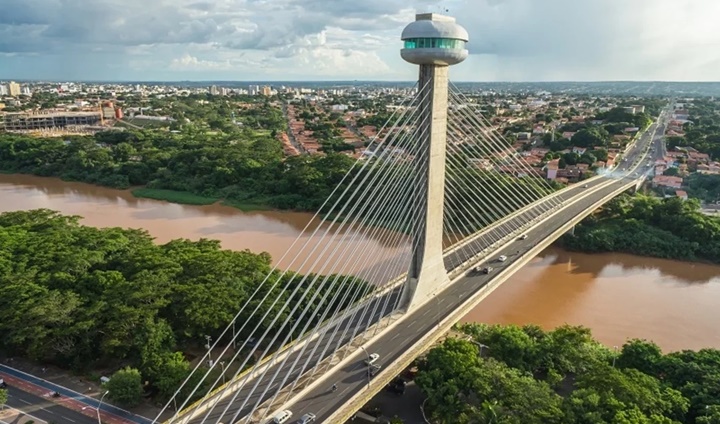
[{"xmin": 272, "ymin": 410, "xmax": 293, "ymax": 424}]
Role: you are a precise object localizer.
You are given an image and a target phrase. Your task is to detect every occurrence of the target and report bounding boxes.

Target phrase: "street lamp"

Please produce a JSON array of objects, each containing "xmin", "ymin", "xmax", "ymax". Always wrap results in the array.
[
  {"xmin": 612, "ymin": 346, "xmax": 619, "ymax": 367},
  {"xmin": 219, "ymin": 361, "xmax": 226, "ymax": 385},
  {"xmin": 204, "ymin": 335, "xmax": 213, "ymax": 363},
  {"xmin": 98, "ymin": 390, "xmax": 109, "ymax": 424}
]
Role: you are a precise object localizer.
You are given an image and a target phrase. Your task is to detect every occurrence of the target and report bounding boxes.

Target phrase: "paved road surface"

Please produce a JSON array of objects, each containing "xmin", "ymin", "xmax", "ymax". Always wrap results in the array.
[
  {"xmin": 1, "ymin": 365, "xmax": 151, "ymax": 424},
  {"xmin": 4, "ymin": 385, "xmax": 98, "ymax": 424}
]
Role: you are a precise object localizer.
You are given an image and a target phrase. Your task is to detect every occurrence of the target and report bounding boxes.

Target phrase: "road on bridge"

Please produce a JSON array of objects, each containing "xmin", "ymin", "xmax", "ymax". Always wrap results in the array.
[
  {"xmin": 280, "ymin": 115, "xmax": 665, "ymax": 423},
  {"xmin": 179, "ymin": 112, "xmax": 665, "ymax": 424}
]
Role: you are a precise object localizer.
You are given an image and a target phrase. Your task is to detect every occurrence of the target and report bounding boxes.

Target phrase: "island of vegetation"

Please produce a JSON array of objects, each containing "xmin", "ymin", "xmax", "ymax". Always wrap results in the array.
[
  {"xmin": 416, "ymin": 323, "xmax": 720, "ymax": 424},
  {"xmin": 0, "ymin": 209, "xmax": 368, "ymax": 407}
]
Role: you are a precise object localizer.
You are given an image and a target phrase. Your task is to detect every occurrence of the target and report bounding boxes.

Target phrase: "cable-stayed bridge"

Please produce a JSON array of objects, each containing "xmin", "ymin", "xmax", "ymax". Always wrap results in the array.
[{"xmin": 155, "ymin": 13, "xmax": 664, "ymax": 424}]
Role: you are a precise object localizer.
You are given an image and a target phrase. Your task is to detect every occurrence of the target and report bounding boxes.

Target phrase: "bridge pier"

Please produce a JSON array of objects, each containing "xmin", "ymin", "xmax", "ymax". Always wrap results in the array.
[{"xmin": 400, "ymin": 64, "xmax": 451, "ymax": 309}]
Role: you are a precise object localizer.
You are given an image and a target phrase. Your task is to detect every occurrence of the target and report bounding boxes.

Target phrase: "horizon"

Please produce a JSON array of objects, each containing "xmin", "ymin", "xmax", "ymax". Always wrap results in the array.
[{"xmin": 3, "ymin": 79, "xmax": 720, "ymax": 84}]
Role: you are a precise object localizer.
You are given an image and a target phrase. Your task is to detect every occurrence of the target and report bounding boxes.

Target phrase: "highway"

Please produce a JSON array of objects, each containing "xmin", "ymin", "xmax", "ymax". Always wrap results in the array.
[
  {"xmin": 180, "ymin": 112, "xmax": 666, "ymax": 424},
  {"xmin": 4, "ymin": 385, "xmax": 98, "ymax": 424}
]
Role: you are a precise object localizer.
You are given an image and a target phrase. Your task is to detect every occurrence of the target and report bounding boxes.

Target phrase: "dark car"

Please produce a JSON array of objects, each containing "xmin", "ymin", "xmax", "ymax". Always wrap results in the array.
[{"xmin": 386, "ymin": 378, "xmax": 406, "ymax": 395}]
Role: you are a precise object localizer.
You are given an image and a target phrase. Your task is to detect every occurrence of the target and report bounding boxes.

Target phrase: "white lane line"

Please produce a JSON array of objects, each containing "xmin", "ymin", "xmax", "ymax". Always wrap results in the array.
[
  {"xmin": 18, "ymin": 398, "xmax": 31, "ymax": 405},
  {"xmin": 65, "ymin": 418, "xmax": 77, "ymax": 423},
  {"xmin": 391, "ymin": 333, "xmax": 400, "ymax": 341}
]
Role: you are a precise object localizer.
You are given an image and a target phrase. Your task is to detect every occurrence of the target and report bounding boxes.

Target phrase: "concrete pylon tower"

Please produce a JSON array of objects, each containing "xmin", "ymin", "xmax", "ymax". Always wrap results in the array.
[{"xmin": 400, "ymin": 13, "xmax": 469, "ymax": 310}]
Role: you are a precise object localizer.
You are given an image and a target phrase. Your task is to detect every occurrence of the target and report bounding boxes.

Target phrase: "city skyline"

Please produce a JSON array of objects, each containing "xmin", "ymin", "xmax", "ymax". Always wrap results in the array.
[{"xmin": 1, "ymin": 0, "xmax": 719, "ymax": 82}]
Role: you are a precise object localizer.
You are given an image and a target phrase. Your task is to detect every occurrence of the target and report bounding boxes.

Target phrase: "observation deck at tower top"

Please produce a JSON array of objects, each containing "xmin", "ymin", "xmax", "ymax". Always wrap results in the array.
[{"xmin": 400, "ymin": 13, "xmax": 469, "ymax": 66}]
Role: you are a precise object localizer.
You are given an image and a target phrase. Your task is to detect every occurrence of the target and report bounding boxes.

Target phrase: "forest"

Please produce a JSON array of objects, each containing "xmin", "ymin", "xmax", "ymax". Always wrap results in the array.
[
  {"xmin": 0, "ymin": 126, "xmax": 359, "ymax": 212},
  {"xmin": 561, "ymin": 194, "xmax": 720, "ymax": 263},
  {"xmin": 417, "ymin": 323, "xmax": 720, "ymax": 424},
  {"xmin": 0, "ymin": 209, "xmax": 368, "ymax": 405}
]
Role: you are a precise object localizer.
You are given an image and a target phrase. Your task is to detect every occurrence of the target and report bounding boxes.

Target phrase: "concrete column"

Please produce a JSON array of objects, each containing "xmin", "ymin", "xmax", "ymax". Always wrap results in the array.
[{"xmin": 401, "ymin": 64, "xmax": 451, "ymax": 310}]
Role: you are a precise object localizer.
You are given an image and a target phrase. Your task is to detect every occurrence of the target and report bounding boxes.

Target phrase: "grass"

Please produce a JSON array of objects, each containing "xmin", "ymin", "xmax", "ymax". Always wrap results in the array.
[
  {"xmin": 131, "ymin": 188, "xmax": 219, "ymax": 205},
  {"xmin": 132, "ymin": 188, "xmax": 276, "ymax": 211},
  {"xmin": 221, "ymin": 198, "xmax": 273, "ymax": 212}
]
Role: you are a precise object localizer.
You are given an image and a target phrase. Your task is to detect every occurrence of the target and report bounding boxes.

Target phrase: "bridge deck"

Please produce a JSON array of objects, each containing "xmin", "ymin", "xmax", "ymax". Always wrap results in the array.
[{"xmin": 177, "ymin": 115, "xmax": 664, "ymax": 424}]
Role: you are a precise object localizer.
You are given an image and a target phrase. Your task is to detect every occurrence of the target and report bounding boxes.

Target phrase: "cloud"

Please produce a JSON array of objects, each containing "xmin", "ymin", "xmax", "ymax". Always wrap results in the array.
[
  {"xmin": 0, "ymin": 0, "xmax": 718, "ymax": 81},
  {"xmin": 169, "ymin": 54, "xmax": 233, "ymax": 70}
]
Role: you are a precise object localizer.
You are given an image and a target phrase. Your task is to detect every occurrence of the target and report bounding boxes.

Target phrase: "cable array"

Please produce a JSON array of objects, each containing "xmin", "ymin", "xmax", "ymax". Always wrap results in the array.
[
  {"xmin": 155, "ymin": 81, "xmax": 569, "ymax": 424},
  {"xmin": 442, "ymin": 85, "xmax": 564, "ymax": 268},
  {"xmin": 157, "ymin": 83, "xmax": 434, "ymax": 424}
]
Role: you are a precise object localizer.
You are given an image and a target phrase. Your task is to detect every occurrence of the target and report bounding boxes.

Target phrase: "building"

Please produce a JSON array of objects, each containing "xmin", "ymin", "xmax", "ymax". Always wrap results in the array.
[
  {"xmin": 101, "ymin": 102, "xmax": 116, "ymax": 119},
  {"xmin": 261, "ymin": 86, "xmax": 272, "ymax": 96},
  {"xmin": 8, "ymin": 81, "xmax": 21, "ymax": 97},
  {"xmin": 652, "ymin": 175, "xmax": 683, "ymax": 189},
  {"xmin": 2, "ymin": 111, "xmax": 102, "ymax": 131}
]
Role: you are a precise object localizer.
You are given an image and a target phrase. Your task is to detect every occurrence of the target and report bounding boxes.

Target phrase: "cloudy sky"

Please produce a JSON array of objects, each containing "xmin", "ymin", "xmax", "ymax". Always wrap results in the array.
[{"xmin": 1, "ymin": 0, "xmax": 718, "ymax": 82}]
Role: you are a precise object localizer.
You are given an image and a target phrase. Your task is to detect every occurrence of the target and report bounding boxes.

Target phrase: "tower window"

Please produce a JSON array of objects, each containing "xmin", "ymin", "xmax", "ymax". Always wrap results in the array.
[{"xmin": 403, "ymin": 38, "xmax": 465, "ymax": 49}]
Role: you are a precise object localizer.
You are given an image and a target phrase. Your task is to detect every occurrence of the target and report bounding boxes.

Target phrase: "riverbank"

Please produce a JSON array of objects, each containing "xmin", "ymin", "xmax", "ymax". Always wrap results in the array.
[
  {"xmin": 131, "ymin": 187, "xmax": 272, "ymax": 211},
  {"xmin": 561, "ymin": 192, "xmax": 720, "ymax": 264}
]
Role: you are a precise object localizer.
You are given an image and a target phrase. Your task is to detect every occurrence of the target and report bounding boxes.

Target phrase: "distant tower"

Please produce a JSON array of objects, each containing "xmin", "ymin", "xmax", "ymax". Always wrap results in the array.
[{"xmin": 400, "ymin": 13, "xmax": 469, "ymax": 309}]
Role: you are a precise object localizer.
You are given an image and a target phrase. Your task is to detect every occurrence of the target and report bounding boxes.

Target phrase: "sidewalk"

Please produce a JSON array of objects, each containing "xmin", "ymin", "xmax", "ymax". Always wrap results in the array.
[
  {"xmin": 0, "ymin": 366, "xmax": 152, "ymax": 424},
  {"xmin": 0, "ymin": 406, "xmax": 48, "ymax": 424}
]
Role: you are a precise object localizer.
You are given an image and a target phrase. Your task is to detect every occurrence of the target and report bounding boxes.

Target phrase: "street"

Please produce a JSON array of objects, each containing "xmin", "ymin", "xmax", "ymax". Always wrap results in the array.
[{"xmin": 4, "ymin": 385, "xmax": 98, "ymax": 424}]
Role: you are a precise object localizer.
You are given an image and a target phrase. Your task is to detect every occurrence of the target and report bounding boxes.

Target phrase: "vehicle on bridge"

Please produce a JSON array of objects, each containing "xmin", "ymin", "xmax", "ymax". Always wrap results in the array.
[
  {"xmin": 294, "ymin": 413, "xmax": 316, "ymax": 423},
  {"xmin": 272, "ymin": 409, "xmax": 293, "ymax": 424},
  {"xmin": 365, "ymin": 353, "xmax": 380, "ymax": 365},
  {"xmin": 519, "ymin": 234, "xmax": 528, "ymax": 240},
  {"xmin": 497, "ymin": 255, "xmax": 507, "ymax": 262}
]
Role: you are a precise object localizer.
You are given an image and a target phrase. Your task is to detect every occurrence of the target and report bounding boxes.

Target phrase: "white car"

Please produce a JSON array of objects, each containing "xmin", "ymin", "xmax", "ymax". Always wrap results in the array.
[
  {"xmin": 271, "ymin": 410, "xmax": 293, "ymax": 424},
  {"xmin": 365, "ymin": 353, "xmax": 380, "ymax": 365},
  {"xmin": 519, "ymin": 234, "xmax": 528, "ymax": 240},
  {"xmin": 497, "ymin": 255, "xmax": 507, "ymax": 262}
]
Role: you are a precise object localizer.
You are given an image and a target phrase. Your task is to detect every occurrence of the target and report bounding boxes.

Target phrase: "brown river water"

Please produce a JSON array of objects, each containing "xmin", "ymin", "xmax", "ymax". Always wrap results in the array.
[{"xmin": 2, "ymin": 174, "xmax": 719, "ymax": 352}]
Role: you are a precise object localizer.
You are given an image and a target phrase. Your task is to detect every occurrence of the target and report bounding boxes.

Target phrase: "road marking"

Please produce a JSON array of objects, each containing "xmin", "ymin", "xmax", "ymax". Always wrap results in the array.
[
  {"xmin": 18, "ymin": 398, "xmax": 31, "ymax": 405},
  {"xmin": 65, "ymin": 418, "xmax": 77, "ymax": 423},
  {"xmin": 391, "ymin": 333, "xmax": 400, "ymax": 341}
]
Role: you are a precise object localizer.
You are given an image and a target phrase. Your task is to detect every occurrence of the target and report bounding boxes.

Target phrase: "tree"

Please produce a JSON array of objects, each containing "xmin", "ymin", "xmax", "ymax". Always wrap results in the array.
[
  {"xmin": 0, "ymin": 388, "xmax": 7, "ymax": 410},
  {"xmin": 571, "ymin": 128, "xmax": 609, "ymax": 148},
  {"xmin": 663, "ymin": 167, "xmax": 680, "ymax": 176},
  {"xmin": 616, "ymin": 339, "xmax": 663, "ymax": 375},
  {"xmin": 105, "ymin": 367, "xmax": 143, "ymax": 407}
]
